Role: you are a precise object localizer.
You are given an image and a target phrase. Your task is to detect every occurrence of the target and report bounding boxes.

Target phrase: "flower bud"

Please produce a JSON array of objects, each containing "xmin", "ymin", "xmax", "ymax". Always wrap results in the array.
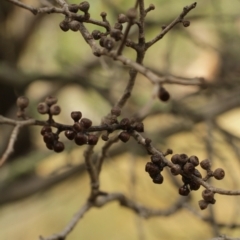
[
  {"xmin": 200, "ymin": 159, "xmax": 211, "ymax": 170},
  {"xmin": 45, "ymin": 96, "xmax": 58, "ymax": 106},
  {"xmin": 213, "ymin": 168, "xmax": 225, "ymax": 180},
  {"xmin": 37, "ymin": 102, "xmax": 49, "ymax": 114},
  {"xmin": 71, "ymin": 111, "xmax": 82, "ymax": 122},
  {"xmin": 16, "ymin": 96, "xmax": 29, "ymax": 109},
  {"xmin": 119, "ymin": 131, "xmax": 130, "ymax": 143},
  {"xmin": 80, "ymin": 118, "xmax": 92, "ymax": 129},
  {"xmin": 50, "ymin": 104, "xmax": 61, "ymax": 115},
  {"xmin": 79, "ymin": 1, "xmax": 90, "ymax": 12},
  {"xmin": 53, "ymin": 141, "xmax": 65, "ymax": 153}
]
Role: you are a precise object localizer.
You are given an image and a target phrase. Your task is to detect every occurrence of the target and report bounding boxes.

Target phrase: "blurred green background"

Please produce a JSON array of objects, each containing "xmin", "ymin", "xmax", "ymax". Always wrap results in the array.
[{"xmin": 1, "ymin": 0, "xmax": 240, "ymax": 239}]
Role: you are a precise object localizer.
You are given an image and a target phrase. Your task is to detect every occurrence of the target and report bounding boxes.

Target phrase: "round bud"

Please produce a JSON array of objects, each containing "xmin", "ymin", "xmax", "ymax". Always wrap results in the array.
[
  {"xmin": 171, "ymin": 154, "xmax": 180, "ymax": 164},
  {"xmin": 178, "ymin": 153, "xmax": 188, "ymax": 165},
  {"xmin": 69, "ymin": 21, "xmax": 80, "ymax": 32},
  {"xmin": 110, "ymin": 29, "xmax": 122, "ymax": 41},
  {"xmin": 114, "ymin": 22, "xmax": 123, "ymax": 31},
  {"xmin": 100, "ymin": 12, "xmax": 107, "ymax": 19},
  {"xmin": 65, "ymin": 130, "xmax": 75, "ymax": 140},
  {"xmin": 198, "ymin": 200, "xmax": 208, "ymax": 210},
  {"xmin": 79, "ymin": 1, "xmax": 90, "ymax": 12},
  {"xmin": 158, "ymin": 87, "xmax": 170, "ymax": 102},
  {"xmin": 43, "ymin": 132, "xmax": 55, "ymax": 144},
  {"xmin": 182, "ymin": 20, "xmax": 190, "ymax": 27},
  {"xmin": 59, "ymin": 21, "xmax": 69, "ymax": 32},
  {"xmin": 170, "ymin": 164, "xmax": 181, "ymax": 176},
  {"xmin": 182, "ymin": 176, "xmax": 190, "ymax": 184},
  {"xmin": 92, "ymin": 30, "xmax": 102, "ymax": 40},
  {"xmin": 41, "ymin": 126, "xmax": 52, "ymax": 136},
  {"xmin": 46, "ymin": 143, "xmax": 53, "ymax": 150},
  {"xmin": 16, "ymin": 96, "xmax": 29, "ymax": 109},
  {"xmin": 213, "ymin": 168, "xmax": 225, "ymax": 180},
  {"xmin": 119, "ymin": 118, "xmax": 131, "ymax": 130},
  {"xmin": 68, "ymin": 4, "xmax": 79, "ymax": 13},
  {"xmin": 188, "ymin": 155, "xmax": 199, "ymax": 166},
  {"xmin": 126, "ymin": 8, "xmax": 137, "ymax": 20},
  {"xmin": 80, "ymin": 118, "xmax": 92, "ymax": 129},
  {"xmin": 71, "ymin": 111, "xmax": 82, "ymax": 122},
  {"xmin": 193, "ymin": 169, "xmax": 202, "ymax": 178},
  {"xmin": 145, "ymin": 162, "xmax": 159, "ymax": 176},
  {"xmin": 53, "ymin": 141, "xmax": 65, "ymax": 153},
  {"xmin": 37, "ymin": 102, "xmax": 49, "ymax": 114},
  {"xmin": 165, "ymin": 149, "xmax": 173, "ymax": 155},
  {"xmin": 151, "ymin": 154, "xmax": 161, "ymax": 164},
  {"xmin": 200, "ymin": 159, "xmax": 211, "ymax": 170},
  {"xmin": 45, "ymin": 96, "xmax": 58, "ymax": 106},
  {"xmin": 152, "ymin": 173, "xmax": 164, "ymax": 184},
  {"xmin": 104, "ymin": 37, "xmax": 115, "ymax": 51},
  {"xmin": 99, "ymin": 37, "xmax": 106, "ymax": 47},
  {"xmin": 75, "ymin": 133, "xmax": 87, "ymax": 145},
  {"xmin": 118, "ymin": 14, "xmax": 128, "ymax": 23},
  {"xmin": 111, "ymin": 107, "xmax": 121, "ymax": 116},
  {"xmin": 88, "ymin": 135, "xmax": 99, "ymax": 145},
  {"xmin": 50, "ymin": 104, "xmax": 61, "ymax": 115},
  {"xmin": 179, "ymin": 185, "xmax": 190, "ymax": 196},
  {"xmin": 119, "ymin": 131, "xmax": 130, "ymax": 143},
  {"xmin": 202, "ymin": 189, "xmax": 214, "ymax": 203},
  {"xmin": 189, "ymin": 181, "xmax": 200, "ymax": 191},
  {"xmin": 134, "ymin": 122, "xmax": 144, "ymax": 132},
  {"xmin": 73, "ymin": 122, "xmax": 82, "ymax": 132},
  {"xmin": 183, "ymin": 162, "xmax": 195, "ymax": 174},
  {"xmin": 149, "ymin": 4, "xmax": 155, "ymax": 10}
]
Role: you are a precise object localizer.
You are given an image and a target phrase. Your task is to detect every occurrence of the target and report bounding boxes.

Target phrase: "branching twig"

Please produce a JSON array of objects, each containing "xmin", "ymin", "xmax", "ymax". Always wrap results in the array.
[
  {"xmin": 40, "ymin": 201, "xmax": 92, "ymax": 240},
  {"xmin": 145, "ymin": 2, "xmax": 197, "ymax": 49}
]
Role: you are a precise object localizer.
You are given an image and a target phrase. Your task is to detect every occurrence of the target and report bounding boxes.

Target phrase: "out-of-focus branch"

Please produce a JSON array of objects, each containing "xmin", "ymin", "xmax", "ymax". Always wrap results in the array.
[
  {"xmin": 40, "ymin": 201, "xmax": 92, "ymax": 240},
  {"xmin": 0, "ymin": 125, "xmax": 20, "ymax": 167},
  {"xmin": 145, "ymin": 2, "xmax": 197, "ymax": 49}
]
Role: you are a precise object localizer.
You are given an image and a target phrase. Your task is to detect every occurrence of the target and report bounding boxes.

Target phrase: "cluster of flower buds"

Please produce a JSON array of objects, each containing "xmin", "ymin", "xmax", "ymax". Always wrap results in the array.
[
  {"xmin": 118, "ymin": 118, "xmax": 144, "ymax": 143},
  {"xmin": 41, "ymin": 126, "xmax": 65, "ymax": 153},
  {"xmin": 64, "ymin": 111, "xmax": 98, "ymax": 146},
  {"xmin": 37, "ymin": 96, "xmax": 61, "ymax": 116},
  {"xmin": 170, "ymin": 154, "xmax": 201, "ymax": 195},
  {"xmin": 145, "ymin": 154, "xmax": 166, "ymax": 184},
  {"xmin": 169, "ymin": 154, "xmax": 225, "ymax": 209},
  {"xmin": 59, "ymin": 1, "xmax": 90, "ymax": 32},
  {"xmin": 144, "ymin": 151, "xmax": 225, "ymax": 210},
  {"xmin": 198, "ymin": 159, "xmax": 225, "ymax": 210}
]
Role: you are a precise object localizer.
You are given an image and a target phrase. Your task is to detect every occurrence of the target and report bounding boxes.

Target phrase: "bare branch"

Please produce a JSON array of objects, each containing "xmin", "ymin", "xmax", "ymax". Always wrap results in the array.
[
  {"xmin": 0, "ymin": 125, "xmax": 20, "ymax": 167},
  {"xmin": 5, "ymin": 0, "xmax": 38, "ymax": 15},
  {"xmin": 145, "ymin": 2, "xmax": 197, "ymax": 49},
  {"xmin": 40, "ymin": 202, "xmax": 92, "ymax": 240}
]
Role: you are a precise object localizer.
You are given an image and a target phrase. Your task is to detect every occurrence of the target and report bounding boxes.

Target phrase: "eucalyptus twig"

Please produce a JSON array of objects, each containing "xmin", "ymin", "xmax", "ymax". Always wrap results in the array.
[
  {"xmin": 96, "ymin": 135, "xmax": 119, "ymax": 174},
  {"xmin": 0, "ymin": 125, "xmax": 20, "ymax": 167},
  {"xmin": 5, "ymin": 0, "xmax": 38, "ymax": 14},
  {"xmin": 40, "ymin": 201, "xmax": 92, "ymax": 240},
  {"xmin": 117, "ymin": 2, "xmax": 138, "ymax": 56},
  {"xmin": 93, "ymin": 192, "xmax": 188, "ymax": 218},
  {"xmin": 145, "ymin": 2, "xmax": 197, "ymax": 49}
]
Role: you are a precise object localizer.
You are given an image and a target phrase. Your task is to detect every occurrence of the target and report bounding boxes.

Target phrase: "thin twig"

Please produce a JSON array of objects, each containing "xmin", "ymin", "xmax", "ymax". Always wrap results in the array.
[
  {"xmin": 0, "ymin": 125, "xmax": 20, "ymax": 167},
  {"xmin": 5, "ymin": 0, "xmax": 38, "ymax": 14},
  {"xmin": 145, "ymin": 2, "xmax": 197, "ymax": 49},
  {"xmin": 40, "ymin": 202, "xmax": 92, "ymax": 240}
]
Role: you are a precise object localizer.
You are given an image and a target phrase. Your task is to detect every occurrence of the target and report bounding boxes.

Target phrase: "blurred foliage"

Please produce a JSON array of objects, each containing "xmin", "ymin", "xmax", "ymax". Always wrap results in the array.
[{"xmin": 1, "ymin": 0, "xmax": 240, "ymax": 239}]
